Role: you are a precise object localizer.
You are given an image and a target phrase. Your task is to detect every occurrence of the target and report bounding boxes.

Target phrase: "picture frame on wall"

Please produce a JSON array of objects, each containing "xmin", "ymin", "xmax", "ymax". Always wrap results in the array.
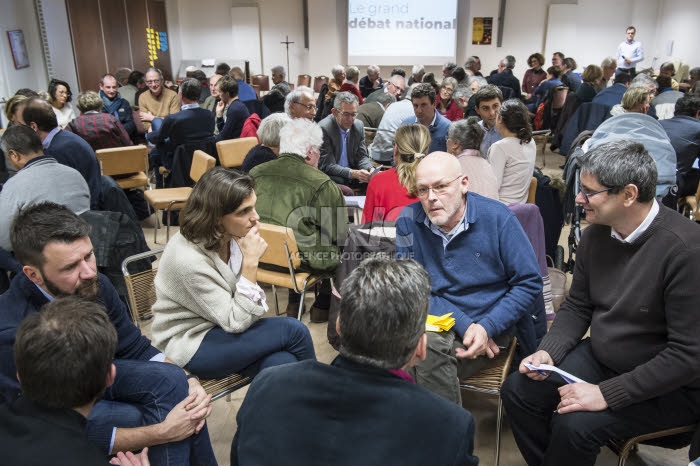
[{"xmin": 7, "ymin": 29, "xmax": 30, "ymax": 69}]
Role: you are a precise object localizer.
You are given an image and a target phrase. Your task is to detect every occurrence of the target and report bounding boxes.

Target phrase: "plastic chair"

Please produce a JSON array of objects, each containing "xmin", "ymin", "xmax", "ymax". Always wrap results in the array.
[
  {"xmin": 143, "ymin": 150, "xmax": 216, "ymax": 243},
  {"xmin": 121, "ymin": 249, "xmax": 251, "ymax": 401},
  {"xmin": 252, "ymin": 74, "xmax": 269, "ymax": 92},
  {"xmin": 256, "ymin": 223, "xmax": 329, "ymax": 320},
  {"xmin": 459, "ymin": 337, "xmax": 518, "ymax": 466},
  {"xmin": 95, "ymin": 145, "xmax": 149, "ymax": 190},
  {"xmin": 217, "ymin": 137, "xmax": 258, "ymax": 169}
]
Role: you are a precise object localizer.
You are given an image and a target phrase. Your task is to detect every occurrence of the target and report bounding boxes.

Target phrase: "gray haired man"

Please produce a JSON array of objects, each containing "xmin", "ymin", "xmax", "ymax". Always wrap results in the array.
[
  {"xmin": 231, "ymin": 259, "xmax": 479, "ymax": 466},
  {"xmin": 503, "ymin": 140, "xmax": 700, "ymax": 466},
  {"xmin": 318, "ymin": 91, "xmax": 373, "ymax": 190}
]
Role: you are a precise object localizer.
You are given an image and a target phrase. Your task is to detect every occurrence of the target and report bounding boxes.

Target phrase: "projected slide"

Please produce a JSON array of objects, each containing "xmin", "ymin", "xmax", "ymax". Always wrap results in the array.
[{"xmin": 348, "ymin": 0, "xmax": 457, "ymax": 65}]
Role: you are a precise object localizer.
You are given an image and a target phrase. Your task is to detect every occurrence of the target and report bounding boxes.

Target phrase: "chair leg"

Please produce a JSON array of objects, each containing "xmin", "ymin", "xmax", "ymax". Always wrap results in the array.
[
  {"xmin": 153, "ymin": 209, "xmax": 160, "ymax": 244},
  {"xmin": 271, "ymin": 285, "xmax": 280, "ymax": 316},
  {"xmin": 297, "ymin": 290, "xmax": 305, "ymax": 320},
  {"xmin": 166, "ymin": 207, "xmax": 172, "ymax": 242},
  {"xmin": 495, "ymin": 396, "xmax": 503, "ymax": 466}
]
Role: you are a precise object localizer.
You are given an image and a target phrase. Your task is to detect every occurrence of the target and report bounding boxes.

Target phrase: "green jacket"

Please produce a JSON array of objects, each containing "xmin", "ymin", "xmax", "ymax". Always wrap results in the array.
[{"xmin": 250, "ymin": 153, "xmax": 346, "ymax": 272}]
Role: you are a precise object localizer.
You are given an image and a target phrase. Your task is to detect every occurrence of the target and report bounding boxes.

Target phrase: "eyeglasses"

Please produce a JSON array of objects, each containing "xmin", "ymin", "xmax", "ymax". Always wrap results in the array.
[
  {"xmin": 416, "ymin": 176, "xmax": 462, "ymax": 198},
  {"xmin": 293, "ymin": 101, "xmax": 316, "ymax": 111},
  {"xmin": 145, "ymin": 80, "xmax": 162, "ymax": 85},
  {"xmin": 338, "ymin": 111, "xmax": 358, "ymax": 118},
  {"xmin": 578, "ymin": 186, "xmax": 614, "ymax": 204}
]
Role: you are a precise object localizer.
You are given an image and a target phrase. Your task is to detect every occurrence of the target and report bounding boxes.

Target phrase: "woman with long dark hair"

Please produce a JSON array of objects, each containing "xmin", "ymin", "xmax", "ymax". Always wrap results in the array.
[{"xmin": 488, "ymin": 99, "xmax": 536, "ymax": 204}]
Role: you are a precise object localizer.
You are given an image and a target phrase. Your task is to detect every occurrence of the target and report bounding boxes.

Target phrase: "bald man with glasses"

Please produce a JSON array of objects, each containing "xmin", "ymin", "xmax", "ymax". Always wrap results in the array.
[{"xmin": 395, "ymin": 151, "xmax": 543, "ymax": 405}]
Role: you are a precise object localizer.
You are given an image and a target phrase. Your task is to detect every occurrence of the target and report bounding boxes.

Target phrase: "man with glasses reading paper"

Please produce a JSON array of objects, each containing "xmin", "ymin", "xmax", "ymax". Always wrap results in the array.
[
  {"xmin": 501, "ymin": 141, "xmax": 700, "ymax": 466},
  {"xmin": 395, "ymin": 151, "xmax": 542, "ymax": 405}
]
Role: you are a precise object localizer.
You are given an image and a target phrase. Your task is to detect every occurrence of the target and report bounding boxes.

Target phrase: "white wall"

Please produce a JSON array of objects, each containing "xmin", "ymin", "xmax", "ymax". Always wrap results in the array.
[
  {"xmin": 0, "ymin": 0, "xmax": 49, "ymax": 113},
  {"xmin": 651, "ymin": 0, "xmax": 700, "ymax": 73},
  {"xmin": 167, "ymin": 0, "xmax": 309, "ymax": 80},
  {"xmin": 36, "ymin": 0, "xmax": 78, "ymax": 92}
]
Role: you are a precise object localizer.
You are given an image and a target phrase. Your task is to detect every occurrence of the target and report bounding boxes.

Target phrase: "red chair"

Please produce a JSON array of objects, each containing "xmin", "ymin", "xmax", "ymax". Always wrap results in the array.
[{"xmin": 252, "ymin": 74, "xmax": 269, "ymax": 92}]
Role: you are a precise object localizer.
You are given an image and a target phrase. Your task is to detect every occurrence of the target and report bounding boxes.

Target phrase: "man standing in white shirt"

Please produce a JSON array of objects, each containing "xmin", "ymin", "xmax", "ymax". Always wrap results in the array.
[{"xmin": 616, "ymin": 26, "xmax": 643, "ymax": 77}]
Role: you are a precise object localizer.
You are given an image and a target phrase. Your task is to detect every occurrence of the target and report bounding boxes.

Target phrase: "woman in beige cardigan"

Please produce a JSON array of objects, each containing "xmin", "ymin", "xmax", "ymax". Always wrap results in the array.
[{"xmin": 151, "ymin": 167, "xmax": 315, "ymax": 379}]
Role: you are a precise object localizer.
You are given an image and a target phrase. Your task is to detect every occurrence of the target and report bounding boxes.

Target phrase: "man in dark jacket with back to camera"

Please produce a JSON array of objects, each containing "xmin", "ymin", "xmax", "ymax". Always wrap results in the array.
[{"xmin": 232, "ymin": 258, "xmax": 479, "ymax": 466}]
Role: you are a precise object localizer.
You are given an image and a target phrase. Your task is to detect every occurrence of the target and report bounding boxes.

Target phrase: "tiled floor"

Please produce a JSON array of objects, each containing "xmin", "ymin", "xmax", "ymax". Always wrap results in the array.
[{"xmin": 138, "ymin": 147, "xmax": 693, "ymax": 465}]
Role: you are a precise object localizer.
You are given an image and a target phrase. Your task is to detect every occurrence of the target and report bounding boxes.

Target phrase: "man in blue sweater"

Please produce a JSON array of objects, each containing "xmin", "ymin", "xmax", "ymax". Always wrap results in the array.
[
  {"xmin": 401, "ymin": 83, "xmax": 450, "ymax": 154},
  {"xmin": 395, "ymin": 152, "xmax": 542, "ymax": 404},
  {"xmin": 0, "ymin": 203, "xmax": 216, "ymax": 466}
]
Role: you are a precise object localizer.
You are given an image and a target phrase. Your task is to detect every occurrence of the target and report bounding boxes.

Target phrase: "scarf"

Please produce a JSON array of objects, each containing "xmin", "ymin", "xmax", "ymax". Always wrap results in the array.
[{"xmin": 100, "ymin": 90, "xmax": 123, "ymax": 116}]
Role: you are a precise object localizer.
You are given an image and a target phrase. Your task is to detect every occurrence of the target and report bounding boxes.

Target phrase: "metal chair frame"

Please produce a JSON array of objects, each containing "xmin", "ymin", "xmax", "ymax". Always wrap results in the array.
[
  {"xmin": 257, "ymin": 223, "xmax": 332, "ymax": 320},
  {"xmin": 459, "ymin": 337, "xmax": 518, "ymax": 466},
  {"xmin": 608, "ymin": 425, "xmax": 696, "ymax": 466}
]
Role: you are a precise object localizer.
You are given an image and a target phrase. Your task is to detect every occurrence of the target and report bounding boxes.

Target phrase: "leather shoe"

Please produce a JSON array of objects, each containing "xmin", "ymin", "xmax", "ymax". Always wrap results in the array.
[
  {"xmin": 309, "ymin": 306, "xmax": 329, "ymax": 323},
  {"xmin": 286, "ymin": 302, "xmax": 305, "ymax": 319}
]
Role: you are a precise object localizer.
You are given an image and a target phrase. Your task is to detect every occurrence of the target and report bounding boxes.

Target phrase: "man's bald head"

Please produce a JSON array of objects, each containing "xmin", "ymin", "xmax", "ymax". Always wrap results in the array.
[
  {"xmin": 417, "ymin": 152, "xmax": 463, "ymax": 179},
  {"xmin": 415, "ymin": 152, "xmax": 468, "ymax": 232}
]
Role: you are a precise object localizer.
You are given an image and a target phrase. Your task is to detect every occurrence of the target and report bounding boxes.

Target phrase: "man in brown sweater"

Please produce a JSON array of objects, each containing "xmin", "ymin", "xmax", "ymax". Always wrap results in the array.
[
  {"xmin": 502, "ymin": 140, "xmax": 700, "ymax": 466},
  {"xmin": 138, "ymin": 68, "xmax": 179, "ymax": 131}
]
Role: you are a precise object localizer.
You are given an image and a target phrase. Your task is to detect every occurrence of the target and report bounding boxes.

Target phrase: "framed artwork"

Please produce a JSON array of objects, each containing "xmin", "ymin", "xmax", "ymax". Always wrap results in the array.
[{"xmin": 7, "ymin": 29, "xmax": 30, "ymax": 69}]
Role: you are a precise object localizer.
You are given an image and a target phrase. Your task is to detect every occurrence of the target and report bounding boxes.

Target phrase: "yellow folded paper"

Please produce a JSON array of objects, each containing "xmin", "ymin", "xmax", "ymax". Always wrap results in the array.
[{"xmin": 426, "ymin": 313, "xmax": 456, "ymax": 332}]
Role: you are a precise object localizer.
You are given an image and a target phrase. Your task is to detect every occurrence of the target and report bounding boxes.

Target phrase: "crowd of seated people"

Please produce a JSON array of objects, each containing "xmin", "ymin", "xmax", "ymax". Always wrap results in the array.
[{"xmin": 2, "ymin": 40, "xmax": 700, "ymax": 466}]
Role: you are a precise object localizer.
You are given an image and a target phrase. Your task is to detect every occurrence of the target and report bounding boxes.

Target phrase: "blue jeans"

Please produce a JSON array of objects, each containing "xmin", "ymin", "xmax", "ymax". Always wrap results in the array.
[
  {"xmin": 185, "ymin": 318, "xmax": 316, "ymax": 379},
  {"xmin": 88, "ymin": 359, "xmax": 217, "ymax": 466}
]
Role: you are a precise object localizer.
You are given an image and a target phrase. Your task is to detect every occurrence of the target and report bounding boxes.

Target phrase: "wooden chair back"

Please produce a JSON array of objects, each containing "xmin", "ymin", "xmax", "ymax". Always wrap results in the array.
[
  {"xmin": 252, "ymin": 74, "xmax": 269, "ymax": 92},
  {"xmin": 216, "ymin": 137, "xmax": 258, "ymax": 169},
  {"xmin": 297, "ymin": 74, "xmax": 312, "ymax": 87},
  {"xmin": 190, "ymin": 150, "xmax": 216, "ymax": 182},
  {"xmin": 96, "ymin": 145, "xmax": 149, "ymax": 176},
  {"xmin": 314, "ymin": 76, "xmax": 329, "ymax": 94},
  {"xmin": 527, "ymin": 177, "xmax": 537, "ymax": 204},
  {"xmin": 258, "ymin": 223, "xmax": 302, "ymax": 270}
]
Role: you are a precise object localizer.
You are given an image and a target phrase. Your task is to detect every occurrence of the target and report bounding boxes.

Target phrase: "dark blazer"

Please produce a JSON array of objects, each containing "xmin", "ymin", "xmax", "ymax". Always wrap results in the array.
[
  {"xmin": 0, "ymin": 398, "xmax": 107, "ymax": 465},
  {"xmin": 102, "ymin": 96, "xmax": 136, "ymax": 138},
  {"xmin": 660, "ymin": 115, "xmax": 700, "ymax": 194},
  {"xmin": 592, "ymin": 83, "xmax": 627, "ymax": 108},
  {"xmin": 0, "ymin": 272, "xmax": 159, "ymax": 404},
  {"xmin": 359, "ymin": 75, "xmax": 383, "ymax": 98},
  {"xmin": 216, "ymin": 100, "xmax": 250, "ymax": 142},
  {"xmin": 147, "ymin": 107, "xmax": 215, "ymax": 150},
  {"xmin": 232, "ymin": 356, "xmax": 478, "ymax": 466},
  {"xmin": 319, "ymin": 114, "xmax": 372, "ymax": 183},
  {"xmin": 357, "ymin": 101, "xmax": 385, "ymax": 130},
  {"xmin": 487, "ymin": 69, "xmax": 522, "ymax": 101},
  {"xmin": 46, "ymin": 130, "xmax": 102, "ymax": 209}
]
